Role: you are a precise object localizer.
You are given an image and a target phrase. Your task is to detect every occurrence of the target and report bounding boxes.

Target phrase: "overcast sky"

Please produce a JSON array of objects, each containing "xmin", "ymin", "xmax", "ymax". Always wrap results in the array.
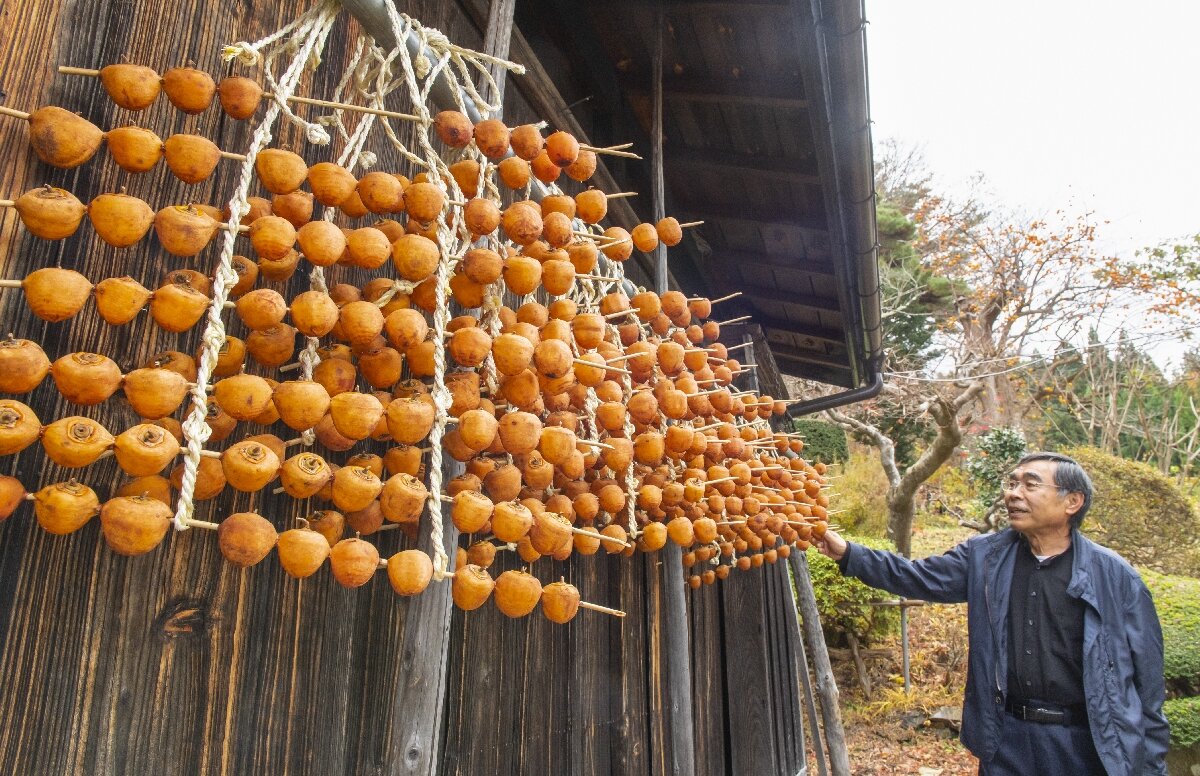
[
  {"xmin": 866, "ymin": 0, "xmax": 1200, "ymax": 255},
  {"xmin": 865, "ymin": 0, "xmax": 1200, "ymax": 367}
]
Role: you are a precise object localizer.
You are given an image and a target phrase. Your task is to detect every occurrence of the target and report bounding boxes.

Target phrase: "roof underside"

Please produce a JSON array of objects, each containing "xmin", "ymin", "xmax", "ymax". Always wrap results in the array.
[{"xmin": 514, "ymin": 0, "xmax": 879, "ymax": 391}]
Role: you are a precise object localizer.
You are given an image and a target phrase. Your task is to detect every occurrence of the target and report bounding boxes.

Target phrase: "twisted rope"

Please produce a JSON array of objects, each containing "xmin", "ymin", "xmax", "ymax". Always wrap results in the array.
[
  {"xmin": 380, "ymin": 11, "xmax": 503, "ymax": 579},
  {"xmin": 174, "ymin": 0, "xmax": 340, "ymax": 530}
]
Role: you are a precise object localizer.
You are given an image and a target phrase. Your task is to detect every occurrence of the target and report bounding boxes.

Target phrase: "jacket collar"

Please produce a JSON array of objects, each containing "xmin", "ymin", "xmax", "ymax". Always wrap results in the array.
[
  {"xmin": 1065, "ymin": 528, "xmax": 1097, "ymax": 605},
  {"xmin": 986, "ymin": 527, "xmax": 1097, "ymax": 604}
]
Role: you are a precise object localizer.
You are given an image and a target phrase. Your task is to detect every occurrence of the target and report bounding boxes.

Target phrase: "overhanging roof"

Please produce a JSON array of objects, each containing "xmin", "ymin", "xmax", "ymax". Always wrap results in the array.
[{"xmin": 514, "ymin": 0, "xmax": 882, "ymax": 400}]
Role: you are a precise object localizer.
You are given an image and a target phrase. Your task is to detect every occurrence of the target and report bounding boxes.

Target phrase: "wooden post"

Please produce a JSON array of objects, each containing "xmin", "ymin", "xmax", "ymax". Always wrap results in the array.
[
  {"xmin": 479, "ymin": 0, "xmax": 516, "ymax": 107},
  {"xmin": 788, "ymin": 552, "xmax": 852, "ymax": 776},
  {"xmin": 386, "ymin": 498, "xmax": 461, "ymax": 776},
  {"xmin": 740, "ymin": 332, "xmax": 760, "ymax": 393},
  {"xmin": 381, "ymin": 3, "xmax": 514, "ymax": 773},
  {"xmin": 652, "ymin": 8, "xmax": 696, "ymax": 776},
  {"xmin": 786, "ymin": 566, "xmax": 830, "ymax": 776},
  {"xmin": 651, "ymin": 6, "xmax": 668, "ymax": 298}
]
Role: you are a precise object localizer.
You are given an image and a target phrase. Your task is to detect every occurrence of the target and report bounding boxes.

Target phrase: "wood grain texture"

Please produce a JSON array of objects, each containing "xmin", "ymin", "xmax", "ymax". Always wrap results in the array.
[{"xmin": 0, "ymin": 2, "xmax": 811, "ymax": 774}]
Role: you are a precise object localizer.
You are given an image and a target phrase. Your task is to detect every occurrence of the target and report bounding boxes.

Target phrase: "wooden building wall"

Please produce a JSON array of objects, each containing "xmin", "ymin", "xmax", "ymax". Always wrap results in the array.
[{"xmin": 0, "ymin": 1, "xmax": 805, "ymax": 774}]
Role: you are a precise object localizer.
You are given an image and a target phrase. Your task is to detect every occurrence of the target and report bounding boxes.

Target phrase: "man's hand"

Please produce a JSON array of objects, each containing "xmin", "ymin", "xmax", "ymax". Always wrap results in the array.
[{"xmin": 815, "ymin": 527, "xmax": 848, "ymax": 561}]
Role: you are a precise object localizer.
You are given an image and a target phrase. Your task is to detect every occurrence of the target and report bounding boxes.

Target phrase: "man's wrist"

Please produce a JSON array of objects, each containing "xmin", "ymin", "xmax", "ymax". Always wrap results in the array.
[{"xmin": 836, "ymin": 541, "xmax": 853, "ymax": 571}]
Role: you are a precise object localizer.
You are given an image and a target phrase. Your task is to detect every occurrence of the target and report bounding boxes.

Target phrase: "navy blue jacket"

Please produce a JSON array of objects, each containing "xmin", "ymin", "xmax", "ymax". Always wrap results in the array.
[{"xmin": 839, "ymin": 528, "xmax": 1169, "ymax": 775}]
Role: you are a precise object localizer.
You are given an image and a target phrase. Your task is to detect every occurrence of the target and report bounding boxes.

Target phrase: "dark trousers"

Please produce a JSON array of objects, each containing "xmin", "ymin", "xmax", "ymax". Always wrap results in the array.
[{"xmin": 980, "ymin": 713, "xmax": 1107, "ymax": 775}]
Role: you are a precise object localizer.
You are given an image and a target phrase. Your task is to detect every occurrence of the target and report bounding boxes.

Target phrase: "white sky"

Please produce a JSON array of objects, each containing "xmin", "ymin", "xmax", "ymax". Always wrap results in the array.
[
  {"xmin": 865, "ymin": 0, "xmax": 1200, "ymax": 369},
  {"xmin": 865, "ymin": 0, "xmax": 1200, "ymax": 255}
]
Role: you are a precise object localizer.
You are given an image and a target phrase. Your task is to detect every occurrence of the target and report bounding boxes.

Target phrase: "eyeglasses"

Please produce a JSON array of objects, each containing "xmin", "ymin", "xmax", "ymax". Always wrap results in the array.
[{"xmin": 1002, "ymin": 479, "xmax": 1054, "ymax": 494}]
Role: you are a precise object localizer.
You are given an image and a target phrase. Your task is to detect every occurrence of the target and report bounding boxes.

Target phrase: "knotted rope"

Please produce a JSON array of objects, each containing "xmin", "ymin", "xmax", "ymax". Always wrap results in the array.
[{"xmin": 174, "ymin": 0, "xmax": 340, "ymax": 530}]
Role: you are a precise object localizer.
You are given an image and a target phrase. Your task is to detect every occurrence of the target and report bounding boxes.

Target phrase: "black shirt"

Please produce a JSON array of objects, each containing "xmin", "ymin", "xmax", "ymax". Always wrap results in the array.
[{"xmin": 1006, "ymin": 538, "xmax": 1086, "ymax": 704}]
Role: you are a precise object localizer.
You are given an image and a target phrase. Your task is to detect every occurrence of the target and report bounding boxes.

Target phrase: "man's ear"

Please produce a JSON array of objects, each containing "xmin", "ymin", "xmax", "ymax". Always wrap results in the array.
[{"xmin": 1063, "ymin": 491, "xmax": 1084, "ymax": 518}]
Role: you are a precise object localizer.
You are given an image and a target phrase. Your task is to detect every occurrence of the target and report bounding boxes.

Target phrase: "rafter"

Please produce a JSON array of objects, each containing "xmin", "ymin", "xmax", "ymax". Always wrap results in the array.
[
  {"xmin": 621, "ymin": 74, "xmax": 808, "ymax": 108},
  {"xmin": 738, "ymin": 283, "xmax": 842, "ymax": 313},
  {"xmin": 698, "ymin": 246, "xmax": 836, "ymax": 277},
  {"xmin": 758, "ymin": 316, "xmax": 847, "ymax": 348},
  {"xmin": 665, "ymin": 147, "xmax": 819, "ymax": 184}
]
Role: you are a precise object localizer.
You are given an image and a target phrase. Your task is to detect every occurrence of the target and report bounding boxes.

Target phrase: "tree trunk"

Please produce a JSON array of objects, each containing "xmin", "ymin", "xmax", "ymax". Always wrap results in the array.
[{"xmin": 885, "ymin": 489, "xmax": 916, "ymax": 559}]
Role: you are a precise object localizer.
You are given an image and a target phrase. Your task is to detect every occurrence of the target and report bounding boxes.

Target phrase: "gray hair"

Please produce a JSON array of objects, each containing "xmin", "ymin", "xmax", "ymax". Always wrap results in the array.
[{"xmin": 1016, "ymin": 452, "xmax": 1093, "ymax": 529}]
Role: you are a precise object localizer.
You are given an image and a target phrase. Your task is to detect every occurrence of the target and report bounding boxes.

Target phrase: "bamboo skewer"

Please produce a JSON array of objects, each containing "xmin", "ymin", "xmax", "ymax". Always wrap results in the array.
[
  {"xmin": 0, "ymin": 106, "xmax": 30, "ymax": 120},
  {"xmin": 571, "ymin": 525, "xmax": 631, "ymax": 548},
  {"xmin": 573, "ymin": 357, "xmax": 631, "ymax": 375},
  {"xmin": 579, "ymin": 144, "xmax": 641, "ymax": 160},
  {"xmin": 51, "ymin": 68, "xmax": 647, "ymax": 175},
  {"xmin": 281, "ymin": 93, "xmax": 424, "ymax": 122},
  {"xmin": 578, "ymin": 600, "xmax": 627, "ymax": 617},
  {"xmin": 605, "ymin": 191, "xmax": 637, "ymax": 199},
  {"xmin": 602, "ymin": 310, "xmax": 633, "ymax": 320},
  {"xmin": 679, "ymin": 221, "xmax": 703, "ymax": 228},
  {"xmin": 575, "ymin": 438, "xmax": 616, "ymax": 451},
  {"xmin": 55, "ymin": 65, "xmax": 428, "ymax": 122},
  {"xmin": 717, "ymin": 315, "xmax": 753, "ymax": 326}
]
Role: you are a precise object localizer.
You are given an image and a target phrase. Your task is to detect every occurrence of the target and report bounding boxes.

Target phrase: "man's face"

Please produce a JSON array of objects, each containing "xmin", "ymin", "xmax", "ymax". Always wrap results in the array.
[{"xmin": 1002, "ymin": 459, "xmax": 1081, "ymax": 537}]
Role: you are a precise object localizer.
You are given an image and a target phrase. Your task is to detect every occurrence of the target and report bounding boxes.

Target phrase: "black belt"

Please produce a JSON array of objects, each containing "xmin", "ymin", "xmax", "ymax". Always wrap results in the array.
[{"xmin": 1005, "ymin": 698, "xmax": 1088, "ymax": 726}]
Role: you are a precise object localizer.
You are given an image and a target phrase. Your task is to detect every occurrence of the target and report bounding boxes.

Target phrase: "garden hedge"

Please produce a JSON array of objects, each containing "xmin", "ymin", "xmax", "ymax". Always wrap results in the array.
[{"xmin": 806, "ymin": 535, "xmax": 899, "ymax": 646}]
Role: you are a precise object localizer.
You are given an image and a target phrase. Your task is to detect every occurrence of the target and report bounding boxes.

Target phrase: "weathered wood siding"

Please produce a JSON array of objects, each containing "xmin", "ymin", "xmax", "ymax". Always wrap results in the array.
[{"xmin": 0, "ymin": 2, "xmax": 804, "ymax": 774}]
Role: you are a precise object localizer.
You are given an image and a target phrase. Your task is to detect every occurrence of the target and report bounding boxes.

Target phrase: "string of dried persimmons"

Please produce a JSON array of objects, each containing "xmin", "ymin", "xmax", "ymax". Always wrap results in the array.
[{"xmin": 0, "ymin": 4, "xmax": 836, "ymax": 623}]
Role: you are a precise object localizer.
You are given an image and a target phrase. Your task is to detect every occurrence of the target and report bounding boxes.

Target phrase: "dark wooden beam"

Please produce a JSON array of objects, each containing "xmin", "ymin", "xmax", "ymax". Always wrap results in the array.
[
  {"xmin": 772, "ymin": 357, "xmax": 854, "ymax": 388},
  {"xmin": 758, "ymin": 317, "xmax": 847, "ymax": 348},
  {"xmin": 621, "ymin": 74, "xmax": 808, "ymax": 108},
  {"xmin": 609, "ymin": 0, "xmax": 791, "ymax": 11},
  {"xmin": 683, "ymin": 215, "xmax": 833, "ymax": 256},
  {"xmin": 665, "ymin": 146, "xmax": 820, "ymax": 184},
  {"xmin": 769, "ymin": 344, "xmax": 852, "ymax": 372},
  {"xmin": 739, "ymin": 283, "xmax": 841, "ymax": 313},
  {"xmin": 675, "ymin": 204, "xmax": 828, "ymax": 232},
  {"xmin": 701, "ymin": 247, "xmax": 836, "ymax": 277}
]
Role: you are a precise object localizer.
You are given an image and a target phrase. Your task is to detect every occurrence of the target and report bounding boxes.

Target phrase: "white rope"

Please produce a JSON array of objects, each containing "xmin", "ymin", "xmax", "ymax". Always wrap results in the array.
[
  {"xmin": 396, "ymin": 14, "xmax": 525, "ymax": 116},
  {"xmin": 380, "ymin": 10, "xmax": 491, "ymax": 579},
  {"xmin": 174, "ymin": 0, "xmax": 340, "ymax": 530}
]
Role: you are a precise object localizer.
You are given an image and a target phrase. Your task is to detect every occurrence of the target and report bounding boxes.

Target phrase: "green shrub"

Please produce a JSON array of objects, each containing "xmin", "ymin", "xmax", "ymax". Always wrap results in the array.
[
  {"xmin": 964, "ymin": 427, "xmax": 1026, "ymax": 512},
  {"xmin": 806, "ymin": 535, "xmax": 899, "ymax": 647},
  {"xmin": 791, "ymin": 419, "xmax": 848, "ymax": 464},
  {"xmin": 832, "ymin": 450, "xmax": 889, "ymax": 537},
  {"xmin": 1062, "ymin": 447, "xmax": 1200, "ymax": 577},
  {"xmin": 1141, "ymin": 569, "xmax": 1200, "ymax": 696},
  {"xmin": 1164, "ymin": 696, "xmax": 1200, "ymax": 748}
]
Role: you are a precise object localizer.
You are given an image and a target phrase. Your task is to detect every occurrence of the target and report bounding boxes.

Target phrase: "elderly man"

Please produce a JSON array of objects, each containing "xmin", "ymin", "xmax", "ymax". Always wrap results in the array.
[{"xmin": 815, "ymin": 452, "xmax": 1169, "ymax": 775}]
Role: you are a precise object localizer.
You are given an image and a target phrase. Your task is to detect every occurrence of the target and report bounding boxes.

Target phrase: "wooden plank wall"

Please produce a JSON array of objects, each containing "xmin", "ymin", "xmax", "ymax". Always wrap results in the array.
[{"xmin": 0, "ymin": 2, "xmax": 805, "ymax": 774}]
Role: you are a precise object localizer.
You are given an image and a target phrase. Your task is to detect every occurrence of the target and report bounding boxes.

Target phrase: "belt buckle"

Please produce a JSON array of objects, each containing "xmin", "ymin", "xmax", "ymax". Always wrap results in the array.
[
  {"xmin": 1034, "ymin": 707, "xmax": 1065, "ymax": 723},
  {"xmin": 1013, "ymin": 704, "xmax": 1027, "ymax": 720}
]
